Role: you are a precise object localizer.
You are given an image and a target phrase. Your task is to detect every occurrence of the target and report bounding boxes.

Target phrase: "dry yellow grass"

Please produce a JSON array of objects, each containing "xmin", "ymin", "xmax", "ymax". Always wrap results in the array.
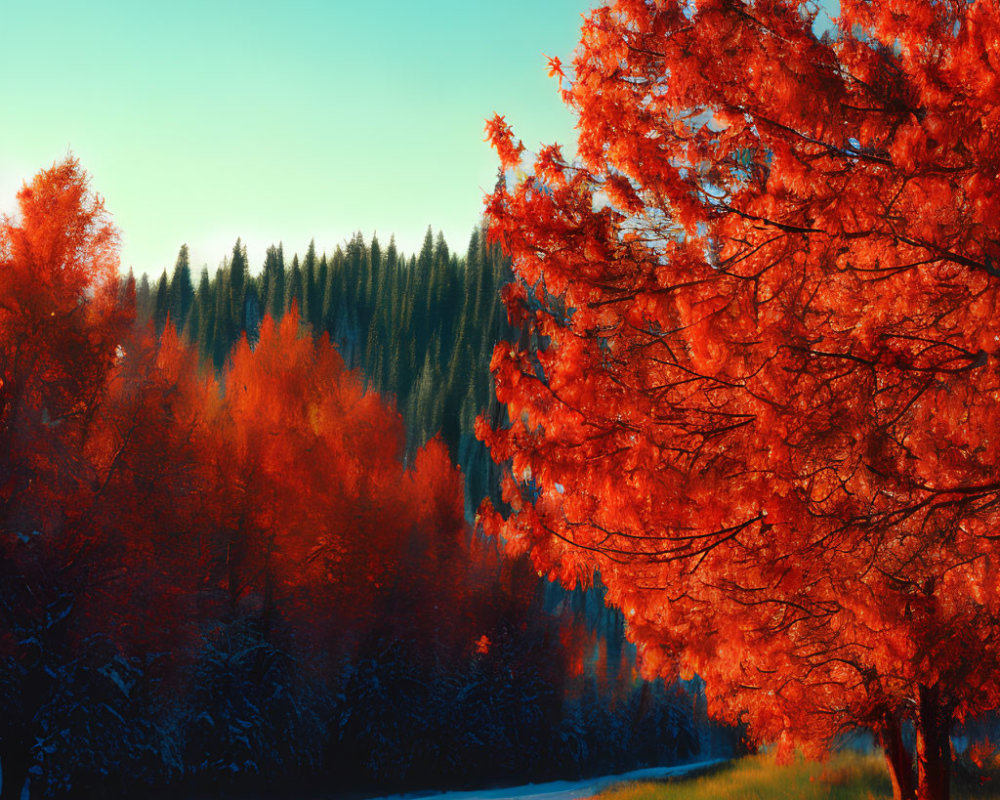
[{"xmin": 595, "ymin": 752, "xmax": 1000, "ymax": 800}]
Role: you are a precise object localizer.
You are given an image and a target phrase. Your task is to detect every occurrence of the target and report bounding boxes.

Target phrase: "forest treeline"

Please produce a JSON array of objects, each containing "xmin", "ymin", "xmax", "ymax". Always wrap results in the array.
[
  {"xmin": 0, "ymin": 162, "xmax": 727, "ymax": 800},
  {"xmin": 136, "ymin": 226, "xmax": 501, "ymax": 461}
]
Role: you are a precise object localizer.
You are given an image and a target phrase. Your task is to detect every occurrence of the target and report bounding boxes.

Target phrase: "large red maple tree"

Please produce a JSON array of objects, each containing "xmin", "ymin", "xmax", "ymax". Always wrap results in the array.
[{"xmin": 478, "ymin": 2, "xmax": 1000, "ymax": 799}]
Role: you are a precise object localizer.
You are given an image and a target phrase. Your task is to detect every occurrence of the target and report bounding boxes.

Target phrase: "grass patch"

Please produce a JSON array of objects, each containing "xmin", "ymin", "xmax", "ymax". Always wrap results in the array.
[{"xmin": 596, "ymin": 751, "xmax": 1000, "ymax": 800}]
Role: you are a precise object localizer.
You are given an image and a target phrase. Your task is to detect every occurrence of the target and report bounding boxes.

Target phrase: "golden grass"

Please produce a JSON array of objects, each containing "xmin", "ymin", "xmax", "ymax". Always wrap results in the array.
[{"xmin": 596, "ymin": 752, "xmax": 1000, "ymax": 800}]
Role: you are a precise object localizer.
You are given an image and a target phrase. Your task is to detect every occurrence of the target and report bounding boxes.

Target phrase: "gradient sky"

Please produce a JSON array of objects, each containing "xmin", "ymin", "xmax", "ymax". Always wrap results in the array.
[
  {"xmin": 2, "ymin": 0, "xmax": 838, "ymax": 278},
  {"xmin": 1, "ymin": 0, "xmax": 593, "ymax": 276}
]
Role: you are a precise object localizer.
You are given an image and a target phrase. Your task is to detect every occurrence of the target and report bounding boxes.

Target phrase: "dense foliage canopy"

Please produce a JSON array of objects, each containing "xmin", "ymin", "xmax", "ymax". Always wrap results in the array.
[{"xmin": 479, "ymin": 2, "xmax": 1000, "ymax": 799}]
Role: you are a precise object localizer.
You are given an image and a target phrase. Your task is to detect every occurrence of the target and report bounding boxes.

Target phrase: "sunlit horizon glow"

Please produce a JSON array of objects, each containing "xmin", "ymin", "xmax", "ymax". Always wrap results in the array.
[{"xmin": 1, "ymin": 1, "xmax": 594, "ymax": 276}]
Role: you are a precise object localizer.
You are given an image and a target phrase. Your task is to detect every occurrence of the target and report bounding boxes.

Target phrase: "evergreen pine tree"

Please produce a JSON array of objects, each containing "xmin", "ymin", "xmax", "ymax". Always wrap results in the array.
[
  {"xmin": 212, "ymin": 266, "xmax": 231, "ymax": 370},
  {"xmin": 385, "ymin": 235, "xmax": 398, "ymax": 273},
  {"xmin": 168, "ymin": 243, "xmax": 195, "ymax": 329},
  {"xmin": 413, "ymin": 227, "xmax": 435, "ymax": 346},
  {"xmin": 153, "ymin": 269, "xmax": 169, "ymax": 334},
  {"xmin": 287, "ymin": 254, "xmax": 303, "ymax": 317},
  {"xmin": 369, "ymin": 234, "xmax": 382, "ymax": 277},
  {"xmin": 185, "ymin": 291, "xmax": 201, "ymax": 348},
  {"xmin": 229, "ymin": 238, "xmax": 249, "ymax": 335},
  {"xmin": 317, "ymin": 253, "xmax": 329, "ymax": 322},
  {"xmin": 264, "ymin": 243, "xmax": 285, "ymax": 320},
  {"xmin": 303, "ymin": 239, "xmax": 319, "ymax": 330},
  {"xmin": 244, "ymin": 281, "xmax": 261, "ymax": 346},
  {"xmin": 196, "ymin": 267, "xmax": 215, "ymax": 364},
  {"xmin": 322, "ymin": 246, "xmax": 345, "ymax": 336}
]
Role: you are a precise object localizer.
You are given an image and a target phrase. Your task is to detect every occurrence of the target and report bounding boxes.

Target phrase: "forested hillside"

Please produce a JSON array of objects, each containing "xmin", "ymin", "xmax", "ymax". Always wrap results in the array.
[
  {"xmin": 137, "ymin": 228, "xmax": 505, "ymax": 461},
  {"xmin": 128, "ymin": 226, "xmax": 733, "ymax": 794},
  {"xmin": 0, "ymin": 164, "xmax": 729, "ymax": 800},
  {"xmin": 134, "ymin": 223, "xmax": 726, "ymax": 710}
]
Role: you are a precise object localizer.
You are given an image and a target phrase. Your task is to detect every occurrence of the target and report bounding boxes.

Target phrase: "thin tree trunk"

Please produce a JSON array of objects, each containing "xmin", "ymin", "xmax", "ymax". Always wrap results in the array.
[
  {"xmin": 879, "ymin": 715, "xmax": 915, "ymax": 800},
  {"xmin": 916, "ymin": 684, "xmax": 950, "ymax": 800}
]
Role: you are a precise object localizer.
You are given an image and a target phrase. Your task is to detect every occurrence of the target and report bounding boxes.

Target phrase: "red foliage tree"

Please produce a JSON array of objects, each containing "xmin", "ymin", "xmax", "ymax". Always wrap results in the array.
[
  {"xmin": 212, "ymin": 310, "xmax": 405, "ymax": 639},
  {"xmin": 0, "ymin": 161, "xmax": 212, "ymax": 799},
  {"xmin": 0, "ymin": 159, "xmax": 127, "ymax": 536},
  {"xmin": 0, "ymin": 160, "xmax": 132, "ymax": 798},
  {"xmin": 81, "ymin": 320, "xmax": 218, "ymax": 655},
  {"xmin": 213, "ymin": 310, "xmax": 476, "ymax": 658},
  {"xmin": 478, "ymin": 3, "xmax": 1000, "ymax": 799}
]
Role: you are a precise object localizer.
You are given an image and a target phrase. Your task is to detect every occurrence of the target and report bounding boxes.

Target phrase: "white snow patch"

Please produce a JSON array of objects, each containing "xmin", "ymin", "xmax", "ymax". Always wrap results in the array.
[{"xmin": 369, "ymin": 759, "xmax": 728, "ymax": 800}]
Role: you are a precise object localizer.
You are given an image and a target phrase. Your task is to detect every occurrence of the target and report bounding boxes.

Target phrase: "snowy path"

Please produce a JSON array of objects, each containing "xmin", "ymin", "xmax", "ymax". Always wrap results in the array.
[{"xmin": 371, "ymin": 758, "xmax": 729, "ymax": 800}]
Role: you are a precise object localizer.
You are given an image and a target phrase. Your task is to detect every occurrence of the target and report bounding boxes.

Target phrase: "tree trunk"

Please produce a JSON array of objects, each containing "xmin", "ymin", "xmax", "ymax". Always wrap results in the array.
[
  {"xmin": 916, "ymin": 684, "xmax": 951, "ymax": 800},
  {"xmin": 1, "ymin": 740, "xmax": 31, "ymax": 800},
  {"xmin": 879, "ymin": 715, "xmax": 915, "ymax": 800}
]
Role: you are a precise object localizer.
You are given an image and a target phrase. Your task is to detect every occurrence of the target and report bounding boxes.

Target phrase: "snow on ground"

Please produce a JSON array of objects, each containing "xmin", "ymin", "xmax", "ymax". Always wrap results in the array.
[{"xmin": 371, "ymin": 759, "xmax": 729, "ymax": 800}]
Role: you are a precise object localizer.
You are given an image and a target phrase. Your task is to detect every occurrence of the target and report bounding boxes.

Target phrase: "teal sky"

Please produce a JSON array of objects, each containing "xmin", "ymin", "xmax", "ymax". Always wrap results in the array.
[
  {"xmin": 2, "ymin": 1, "xmax": 838, "ymax": 278},
  {"xmin": 1, "ymin": 0, "xmax": 592, "ymax": 276}
]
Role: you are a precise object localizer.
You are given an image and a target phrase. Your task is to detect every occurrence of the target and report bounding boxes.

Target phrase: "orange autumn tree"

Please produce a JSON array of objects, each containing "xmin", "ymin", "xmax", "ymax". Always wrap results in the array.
[
  {"xmin": 81, "ymin": 320, "xmax": 218, "ymax": 656},
  {"xmin": 214, "ymin": 309, "xmax": 406, "ymax": 637},
  {"xmin": 0, "ymin": 159, "xmax": 215, "ymax": 799},
  {"xmin": 214, "ymin": 309, "xmax": 472, "ymax": 656},
  {"xmin": 0, "ymin": 160, "xmax": 133, "ymax": 800},
  {"xmin": 478, "ymin": 2, "xmax": 1000, "ymax": 799}
]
